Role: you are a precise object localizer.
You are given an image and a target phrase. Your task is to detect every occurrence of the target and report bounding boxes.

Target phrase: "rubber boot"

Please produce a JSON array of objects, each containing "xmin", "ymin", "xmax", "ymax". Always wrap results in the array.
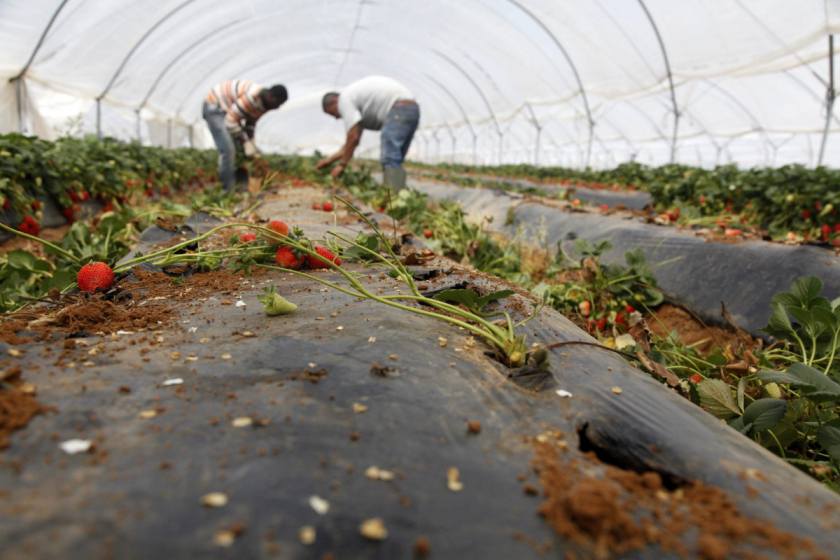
[{"xmin": 383, "ymin": 166, "xmax": 407, "ymax": 191}]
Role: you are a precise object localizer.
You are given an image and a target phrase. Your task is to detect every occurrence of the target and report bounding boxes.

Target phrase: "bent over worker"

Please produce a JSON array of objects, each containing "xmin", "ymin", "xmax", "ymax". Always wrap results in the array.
[
  {"xmin": 203, "ymin": 80, "xmax": 288, "ymax": 191},
  {"xmin": 317, "ymin": 76, "xmax": 419, "ymax": 190}
]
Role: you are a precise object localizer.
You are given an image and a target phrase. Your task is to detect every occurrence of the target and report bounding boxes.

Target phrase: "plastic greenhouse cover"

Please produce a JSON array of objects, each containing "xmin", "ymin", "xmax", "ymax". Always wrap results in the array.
[{"xmin": 0, "ymin": 0, "xmax": 839, "ymax": 168}]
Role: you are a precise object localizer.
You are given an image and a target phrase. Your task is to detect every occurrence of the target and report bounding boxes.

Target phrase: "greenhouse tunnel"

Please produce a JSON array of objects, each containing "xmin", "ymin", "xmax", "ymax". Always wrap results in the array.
[
  {"xmin": 1, "ymin": 0, "xmax": 839, "ymax": 168},
  {"xmin": 2, "ymin": 1, "xmax": 840, "ymax": 559}
]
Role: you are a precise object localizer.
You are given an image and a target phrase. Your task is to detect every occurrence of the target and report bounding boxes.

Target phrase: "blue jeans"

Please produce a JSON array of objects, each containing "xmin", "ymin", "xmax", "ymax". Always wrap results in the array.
[
  {"xmin": 380, "ymin": 101, "xmax": 419, "ymax": 168},
  {"xmin": 203, "ymin": 102, "xmax": 236, "ymax": 191}
]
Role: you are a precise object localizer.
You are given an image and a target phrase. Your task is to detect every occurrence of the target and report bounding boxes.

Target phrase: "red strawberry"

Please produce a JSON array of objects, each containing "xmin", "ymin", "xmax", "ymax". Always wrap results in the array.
[
  {"xmin": 599, "ymin": 204, "xmax": 609, "ymax": 213},
  {"xmin": 595, "ymin": 317, "xmax": 607, "ymax": 331},
  {"xmin": 2, "ymin": 197, "xmax": 10, "ymax": 210},
  {"xmin": 698, "ymin": 195, "xmax": 706, "ymax": 205},
  {"xmin": 306, "ymin": 245, "xmax": 341, "ymax": 269},
  {"xmin": 68, "ymin": 190, "xmax": 82, "ymax": 203},
  {"xmin": 268, "ymin": 220, "xmax": 290, "ymax": 237},
  {"xmin": 625, "ymin": 303, "xmax": 636, "ymax": 314},
  {"xmin": 578, "ymin": 300, "xmax": 591, "ymax": 317},
  {"xmin": 378, "ymin": 206, "xmax": 386, "ymax": 213},
  {"xmin": 77, "ymin": 262, "xmax": 115, "ymax": 292},
  {"xmin": 801, "ymin": 209, "xmax": 811, "ymax": 220},
  {"xmin": 80, "ymin": 190, "xmax": 90, "ymax": 201},
  {"xmin": 62, "ymin": 206, "xmax": 79, "ymax": 223},
  {"xmin": 666, "ymin": 208, "xmax": 680, "ymax": 222},
  {"xmin": 689, "ymin": 373, "xmax": 702, "ymax": 384},
  {"xmin": 101, "ymin": 201, "xmax": 115, "ymax": 213},
  {"xmin": 834, "ymin": 224, "xmax": 840, "ymax": 233},
  {"xmin": 239, "ymin": 232, "xmax": 257, "ymax": 243},
  {"xmin": 815, "ymin": 201, "xmax": 823, "ymax": 211},
  {"xmin": 144, "ymin": 188, "xmax": 154, "ymax": 198},
  {"xmin": 821, "ymin": 224, "xmax": 831, "ymax": 241},
  {"xmin": 275, "ymin": 246, "xmax": 302, "ymax": 269},
  {"xmin": 614, "ymin": 311, "xmax": 627, "ymax": 325},
  {"xmin": 724, "ymin": 228, "xmax": 741, "ymax": 237},
  {"xmin": 423, "ymin": 229, "xmax": 433, "ymax": 239},
  {"xmin": 30, "ymin": 200, "xmax": 42, "ymax": 211},
  {"xmin": 311, "ymin": 202, "xmax": 321, "ymax": 211},
  {"xmin": 322, "ymin": 200, "xmax": 334, "ymax": 212},
  {"xmin": 17, "ymin": 215, "xmax": 40, "ymax": 236}
]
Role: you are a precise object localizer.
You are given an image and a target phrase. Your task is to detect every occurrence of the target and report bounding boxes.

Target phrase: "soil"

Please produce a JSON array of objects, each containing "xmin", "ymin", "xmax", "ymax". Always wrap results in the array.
[
  {"xmin": 645, "ymin": 304, "xmax": 755, "ymax": 355},
  {"xmin": 0, "ymin": 369, "xmax": 46, "ymax": 450},
  {"xmin": 532, "ymin": 435, "xmax": 826, "ymax": 560}
]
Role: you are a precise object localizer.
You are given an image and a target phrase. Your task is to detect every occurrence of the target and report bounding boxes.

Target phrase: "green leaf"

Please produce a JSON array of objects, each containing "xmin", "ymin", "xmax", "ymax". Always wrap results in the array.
[
  {"xmin": 741, "ymin": 399, "xmax": 786, "ymax": 432},
  {"xmin": 817, "ymin": 421, "xmax": 840, "ymax": 462},
  {"xmin": 764, "ymin": 302, "xmax": 794, "ymax": 337},
  {"xmin": 790, "ymin": 276, "xmax": 823, "ymax": 307},
  {"xmin": 759, "ymin": 363, "xmax": 840, "ymax": 403},
  {"xmin": 698, "ymin": 379, "xmax": 740, "ymax": 419}
]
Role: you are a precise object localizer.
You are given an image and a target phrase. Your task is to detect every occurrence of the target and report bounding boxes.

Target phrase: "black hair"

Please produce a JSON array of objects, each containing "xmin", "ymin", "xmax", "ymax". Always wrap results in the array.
[
  {"xmin": 322, "ymin": 91, "xmax": 339, "ymax": 111},
  {"xmin": 262, "ymin": 85, "xmax": 288, "ymax": 109}
]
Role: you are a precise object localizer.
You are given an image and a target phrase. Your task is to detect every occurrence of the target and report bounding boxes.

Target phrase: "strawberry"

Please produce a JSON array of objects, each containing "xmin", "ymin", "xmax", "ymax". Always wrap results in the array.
[
  {"xmin": 268, "ymin": 220, "xmax": 290, "ymax": 237},
  {"xmin": 2, "ymin": 197, "xmax": 9, "ymax": 210},
  {"xmin": 80, "ymin": 190, "xmax": 90, "ymax": 201},
  {"xmin": 30, "ymin": 200, "xmax": 42, "ymax": 211},
  {"xmin": 571, "ymin": 198, "xmax": 581, "ymax": 208},
  {"xmin": 801, "ymin": 209, "xmax": 811, "ymax": 220},
  {"xmin": 689, "ymin": 373, "xmax": 703, "ymax": 384},
  {"xmin": 595, "ymin": 317, "xmax": 607, "ymax": 331},
  {"xmin": 311, "ymin": 202, "xmax": 321, "ymax": 211},
  {"xmin": 666, "ymin": 208, "xmax": 680, "ymax": 222},
  {"xmin": 68, "ymin": 190, "xmax": 82, "ymax": 203},
  {"xmin": 821, "ymin": 224, "xmax": 831, "ymax": 241},
  {"xmin": 306, "ymin": 245, "xmax": 341, "ymax": 269},
  {"xmin": 815, "ymin": 201, "xmax": 823, "ymax": 211},
  {"xmin": 61, "ymin": 205, "xmax": 79, "ymax": 223},
  {"xmin": 322, "ymin": 200, "xmax": 334, "ymax": 212},
  {"xmin": 77, "ymin": 262, "xmax": 115, "ymax": 292},
  {"xmin": 239, "ymin": 232, "xmax": 257, "ymax": 243},
  {"xmin": 625, "ymin": 303, "xmax": 636, "ymax": 314},
  {"xmin": 834, "ymin": 224, "xmax": 840, "ymax": 233},
  {"xmin": 275, "ymin": 246, "xmax": 302, "ymax": 269},
  {"xmin": 423, "ymin": 229, "xmax": 433, "ymax": 239},
  {"xmin": 614, "ymin": 311, "xmax": 626, "ymax": 326},
  {"xmin": 17, "ymin": 215, "xmax": 40, "ymax": 236},
  {"xmin": 578, "ymin": 300, "xmax": 591, "ymax": 317},
  {"xmin": 599, "ymin": 204, "xmax": 609, "ymax": 213},
  {"xmin": 698, "ymin": 195, "xmax": 706, "ymax": 205},
  {"xmin": 378, "ymin": 206, "xmax": 386, "ymax": 213},
  {"xmin": 724, "ymin": 228, "xmax": 741, "ymax": 237}
]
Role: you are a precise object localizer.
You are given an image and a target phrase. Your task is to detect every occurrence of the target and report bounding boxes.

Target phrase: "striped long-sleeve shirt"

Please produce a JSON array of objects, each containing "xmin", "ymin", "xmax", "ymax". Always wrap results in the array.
[{"xmin": 205, "ymin": 80, "xmax": 267, "ymax": 139}]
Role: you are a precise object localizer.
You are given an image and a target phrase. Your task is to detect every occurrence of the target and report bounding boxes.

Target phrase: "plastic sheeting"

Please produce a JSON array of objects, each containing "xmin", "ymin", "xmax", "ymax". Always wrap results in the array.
[
  {"xmin": 410, "ymin": 179, "xmax": 840, "ymax": 335},
  {"xmin": 2, "ymin": 192, "xmax": 838, "ymax": 557},
  {"xmin": 0, "ymin": 1, "xmax": 839, "ymax": 167}
]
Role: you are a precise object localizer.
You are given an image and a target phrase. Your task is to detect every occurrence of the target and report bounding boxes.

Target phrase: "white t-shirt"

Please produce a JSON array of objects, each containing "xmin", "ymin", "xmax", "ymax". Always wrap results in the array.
[{"xmin": 338, "ymin": 76, "xmax": 414, "ymax": 132}]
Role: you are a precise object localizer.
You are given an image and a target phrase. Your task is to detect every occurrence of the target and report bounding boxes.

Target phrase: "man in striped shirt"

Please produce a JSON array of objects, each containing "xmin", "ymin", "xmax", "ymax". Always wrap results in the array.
[{"xmin": 202, "ymin": 80, "xmax": 288, "ymax": 191}]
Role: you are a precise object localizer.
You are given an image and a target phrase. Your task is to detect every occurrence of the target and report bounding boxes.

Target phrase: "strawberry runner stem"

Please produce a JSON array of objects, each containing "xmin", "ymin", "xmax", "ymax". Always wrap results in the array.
[{"xmin": 0, "ymin": 222, "xmax": 82, "ymax": 264}]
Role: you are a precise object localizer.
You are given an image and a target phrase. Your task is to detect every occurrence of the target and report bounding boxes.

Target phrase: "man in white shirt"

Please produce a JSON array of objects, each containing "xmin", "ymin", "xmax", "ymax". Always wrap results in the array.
[{"xmin": 316, "ymin": 76, "xmax": 420, "ymax": 190}]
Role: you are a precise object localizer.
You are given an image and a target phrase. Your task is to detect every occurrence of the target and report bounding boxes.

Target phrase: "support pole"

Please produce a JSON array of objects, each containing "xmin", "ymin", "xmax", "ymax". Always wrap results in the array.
[
  {"xmin": 135, "ymin": 110, "xmax": 142, "ymax": 143},
  {"xmin": 96, "ymin": 99, "xmax": 102, "ymax": 139},
  {"xmin": 497, "ymin": 130, "xmax": 504, "ymax": 164},
  {"xmin": 817, "ymin": 34, "xmax": 835, "ymax": 167},
  {"xmin": 188, "ymin": 125, "xmax": 194, "ymax": 148},
  {"xmin": 472, "ymin": 134, "xmax": 478, "ymax": 165},
  {"xmin": 14, "ymin": 79, "xmax": 25, "ymax": 133},
  {"xmin": 433, "ymin": 130, "xmax": 441, "ymax": 163},
  {"xmin": 167, "ymin": 119, "xmax": 173, "ymax": 148}
]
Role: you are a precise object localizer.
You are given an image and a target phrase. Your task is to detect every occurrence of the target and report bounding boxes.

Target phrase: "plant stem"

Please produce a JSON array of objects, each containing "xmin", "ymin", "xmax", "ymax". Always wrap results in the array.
[{"xmin": 0, "ymin": 222, "xmax": 82, "ymax": 264}]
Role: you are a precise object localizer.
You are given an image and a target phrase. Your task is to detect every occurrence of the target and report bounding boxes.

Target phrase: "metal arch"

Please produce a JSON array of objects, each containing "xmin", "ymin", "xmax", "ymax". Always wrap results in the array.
[
  {"xmin": 432, "ymin": 49, "xmax": 501, "ymax": 135},
  {"xmin": 9, "ymin": 0, "xmax": 72, "ymax": 132},
  {"xmin": 137, "ymin": 18, "xmax": 246, "ymax": 111},
  {"xmin": 636, "ymin": 0, "xmax": 679, "ymax": 163},
  {"xmin": 10, "ymin": 0, "xmax": 71, "ymax": 81},
  {"xmin": 503, "ymin": 0, "xmax": 594, "ymax": 166},
  {"xmin": 818, "ymin": 35, "xmax": 836, "ymax": 166},
  {"xmin": 700, "ymin": 80, "xmax": 772, "ymax": 164},
  {"xmin": 95, "ymin": 0, "xmax": 198, "ymax": 136}
]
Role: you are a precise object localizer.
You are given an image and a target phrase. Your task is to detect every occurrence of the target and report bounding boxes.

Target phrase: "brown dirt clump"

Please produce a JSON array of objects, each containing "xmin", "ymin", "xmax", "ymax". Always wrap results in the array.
[
  {"xmin": 51, "ymin": 297, "xmax": 173, "ymax": 334},
  {"xmin": 532, "ymin": 435, "xmax": 826, "ymax": 560},
  {"xmin": 646, "ymin": 304, "xmax": 755, "ymax": 355},
  {"xmin": 0, "ymin": 381, "xmax": 46, "ymax": 449}
]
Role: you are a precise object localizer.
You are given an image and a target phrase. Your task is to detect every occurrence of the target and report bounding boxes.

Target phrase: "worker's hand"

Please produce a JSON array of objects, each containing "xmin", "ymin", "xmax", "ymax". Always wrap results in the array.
[
  {"xmin": 315, "ymin": 158, "xmax": 330, "ymax": 170},
  {"xmin": 243, "ymin": 140, "xmax": 258, "ymax": 159},
  {"xmin": 330, "ymin": 163, "xmax": 346, "ymax": 179}
]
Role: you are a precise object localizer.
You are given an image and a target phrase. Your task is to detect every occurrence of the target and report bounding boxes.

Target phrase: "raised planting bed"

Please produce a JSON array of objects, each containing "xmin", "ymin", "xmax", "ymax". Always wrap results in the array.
[
  {"xmin": 410, "ymin": 168, "xmax": 653, "ymax": 210},
  {"xmin": 1, "ymin": 183, "xmax": 838, "ymax": 559},
  {"xmin": 409, "ymin": 178, "xmax": 840, "ymax": 336}
]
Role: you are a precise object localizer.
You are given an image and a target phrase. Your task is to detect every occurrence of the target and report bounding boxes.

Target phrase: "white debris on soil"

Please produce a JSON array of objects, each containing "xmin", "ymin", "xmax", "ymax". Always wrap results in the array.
[
  {"xmin": 308, "ymin": 495, "xmax": 330, "ymax": 515},
  {"xmin": 162, "ymin": 378, "xmax": 183, "ymax": 386},
  {"xmin": 220, "ymin": 353, "xmax": 232, "ymax": 360},
  {"xmin": 611, "ymin": 386, "xmax": 624, "ymax": 395},
  {"xmin": 235, "ymin": 300, "xmax": 246, "ymax": 308},
  {"xmin": 614, "ymin": 333, "xmax": 636, "ymax": 351},
  {"xmin": 202, "ymin": 492, "xmax": 228, "ymax": 508},
  {"xmin": 555, "ymin": 389, "xmax": 573, "ymax": 398},
  {"xmin": 298, "ymin": 525, "xmax": 316, "ymax": 545},
  {"xmin": 59, "ymin": 439, "xmax": 92, "ymax": 455},
  {"xmin": 447, "ymin": 467, "xmax": 463, "ymax": 492},
  {"xmin": 352, "ymin": 403, "xmax": 368, "ymax": 414},
  {"xmin": 139, "ymin": 409, "xmax": 158, "ymax": 419},
  {"xmin": 232, "ymin": 417, "xmax": 253, "ymax": 428},
  {"xmin": 365, "ymin": 466, "xmax": 395, "ymax": 481},
  {"xmin": 368, "ymin": 336, "xmax": 376, "ymax": 344},
  {"xmin": 359, "ymin": 518, "xmax": 388, "ymax": 541},
  {"xmin": 438, "ymin": 336, "xmax": 448, "ymax": 348}
]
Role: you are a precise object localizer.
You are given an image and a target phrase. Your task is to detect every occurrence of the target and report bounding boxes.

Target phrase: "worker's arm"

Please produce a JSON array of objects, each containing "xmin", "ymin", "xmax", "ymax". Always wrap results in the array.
[{"xmin": 316, "ymin": 123, "xmax": 363, "ymax": 176}]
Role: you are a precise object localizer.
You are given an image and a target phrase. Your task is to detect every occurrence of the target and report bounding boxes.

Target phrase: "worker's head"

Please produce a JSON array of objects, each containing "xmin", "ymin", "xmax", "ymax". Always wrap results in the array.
[
  {"xmin": 261, "ymin": 85, "xmax": 288, "ymax": 110},
  {"xmin": 321, "ymin": 92, "xmax": 340, "ymax": 119}
]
